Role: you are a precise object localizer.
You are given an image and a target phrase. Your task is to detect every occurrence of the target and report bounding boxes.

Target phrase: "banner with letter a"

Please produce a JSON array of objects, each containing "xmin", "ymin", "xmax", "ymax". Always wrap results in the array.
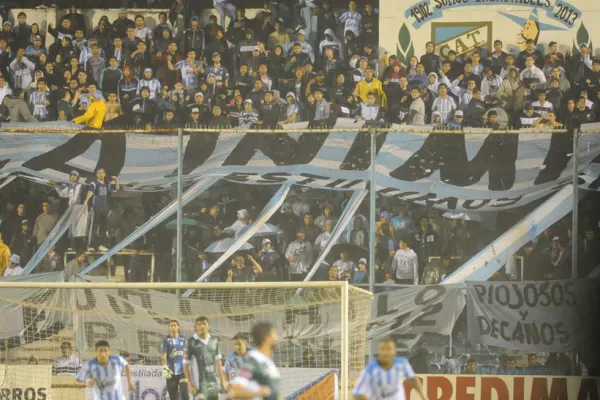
[{"xmin": 466, "ymin": 280, "xmax": 599, "ymax": 352}]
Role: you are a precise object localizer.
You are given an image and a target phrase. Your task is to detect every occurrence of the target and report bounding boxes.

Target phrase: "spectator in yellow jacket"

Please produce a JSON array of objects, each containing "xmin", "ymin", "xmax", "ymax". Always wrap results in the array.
[
  {"xmin": 0, "ymin": 232, "xmax": 11, "ymax": 276},
  {"xmin": 356, "ymin": 67, "xmax": 387, "ymax": 109},
  {"xmin": 72, "ymin": 92, "xmax": 107, "ymax": 128}
]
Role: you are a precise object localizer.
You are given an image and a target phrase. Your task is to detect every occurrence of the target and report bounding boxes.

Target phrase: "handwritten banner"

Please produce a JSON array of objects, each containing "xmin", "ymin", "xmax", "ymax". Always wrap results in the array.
[{"xmin": 405, "ymin": 0, "xmax": 581, "ymax": 29}]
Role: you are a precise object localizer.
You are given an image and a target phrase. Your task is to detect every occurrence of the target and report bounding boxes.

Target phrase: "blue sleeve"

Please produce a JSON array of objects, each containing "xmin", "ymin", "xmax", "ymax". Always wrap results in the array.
[
  {"xmin": 75, "ymin": 362, "xmax": 90, "ymax": 382},
  {"xmin": 117, "ymin": 355, "xmax": 128, "ymax": 368}
]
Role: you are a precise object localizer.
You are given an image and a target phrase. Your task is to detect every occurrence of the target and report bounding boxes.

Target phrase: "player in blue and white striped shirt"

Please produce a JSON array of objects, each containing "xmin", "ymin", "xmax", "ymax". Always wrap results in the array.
[
  {"xmin": 75, "ymin": 340, "xmax": 135, "ymax": 400},
  {"xmin": 222, "ymin": 333, "xmax": 254, "ymax": 391},
  {"xmin": 353, "ymin": 338, "xmax": 428, "ymax": 400},
  {"xmin": 161, "ymin": 319, "xmax": 189, "ymax": 400}
]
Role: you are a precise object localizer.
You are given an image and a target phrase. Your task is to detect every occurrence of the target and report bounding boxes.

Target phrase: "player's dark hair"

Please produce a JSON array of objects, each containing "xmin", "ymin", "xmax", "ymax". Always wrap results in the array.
[
  {"xmin": 196, "ymin": 316, "xmax": 209, "ymax": 324},
  {"xmin": 379, "ymin": 337, "xmax": 396, "ymax": 346},
  {"xmin": 251, "ymin": 322, "xmax": 274, "ymax": 346},
  {"xmin": 233, "ymin": 333, "xmax": 247, "ymax": 341},
  {"xmin": 169, "ymin": 319, "xmax": 179, "ymax": 325},
  {"xmin": 95, "ymin": 340, "xmax": 110, "ymax": 349}
]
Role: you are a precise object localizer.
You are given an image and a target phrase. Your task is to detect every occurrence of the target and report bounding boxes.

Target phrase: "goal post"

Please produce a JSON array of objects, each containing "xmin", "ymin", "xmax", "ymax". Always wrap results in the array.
[{"xmin": 0, "ymin": 280, "xmax": 372, "ymax": 400}]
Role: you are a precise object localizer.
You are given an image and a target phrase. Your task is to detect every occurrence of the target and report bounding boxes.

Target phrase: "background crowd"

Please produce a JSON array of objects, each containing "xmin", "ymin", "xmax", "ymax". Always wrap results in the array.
[{"xmin": 0, "ymin": 0, "xmax": 597, "ymax": 129}]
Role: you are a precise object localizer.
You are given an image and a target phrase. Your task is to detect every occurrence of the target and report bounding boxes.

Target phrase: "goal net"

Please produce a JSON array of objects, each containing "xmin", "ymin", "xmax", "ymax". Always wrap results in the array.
[{"xmin": 0, "ymin": 278, "xmax": 372, "ymax": 400}]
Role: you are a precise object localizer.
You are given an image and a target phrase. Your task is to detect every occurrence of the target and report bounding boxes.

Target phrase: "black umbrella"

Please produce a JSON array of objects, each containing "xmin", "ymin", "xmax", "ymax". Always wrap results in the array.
[{"xmin": 325, "ymin": 243, "xmax": 368, "ymax": 265}]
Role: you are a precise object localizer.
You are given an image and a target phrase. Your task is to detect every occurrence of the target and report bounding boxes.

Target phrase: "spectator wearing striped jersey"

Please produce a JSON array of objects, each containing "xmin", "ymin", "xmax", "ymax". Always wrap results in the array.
[
  {"xmin": 28, "ymin": 78, "xmax": 50, "ymax": 120},
  {"xmin": 431, "ymin": 83, "xmax": 457, "ymax": 124},
  {"xmin": 238, "ymin": 99, "xmax": 259, "ymax": 128},
  {"xmin": 223, "ymin": 333, "xmax": 252, "ymax": 391},
  {"xmin": 516, "ymin": 103, "xmax": 540, "ymax": 128},
  {"xmin": 338, "ymin": 1, "xmax": 362, "ymax": 39},
  {"xmin": 206, "ymin": 52, "xmax": 230, "ymax": 88},
  {"xmin": 52, "ymin": 342, "xmax": 81, "ymax": 376},
  {"xmin": 134, "ymin": 15, "xmax": 153, "ymax": 48},
  {"xmin": 354, "ymin": 338, "xmax": 426, "ymax": 400},
  {"xmin": 171, "ymin": 50, "xmax": 203, "ymax": 93},
  {"xmin": 137, "ymin": 68, "xmax": 161, "ymax": 100},
  {"xmin": 531, "ymin": 91, "xmax": 553, "ymax": 117}
]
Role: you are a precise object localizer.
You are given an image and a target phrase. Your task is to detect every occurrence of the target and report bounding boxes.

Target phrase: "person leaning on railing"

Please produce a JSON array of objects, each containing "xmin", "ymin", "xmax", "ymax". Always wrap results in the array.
[{"xmin": 72, "ymin": 91, "xmax": 106, "ymax": 128}]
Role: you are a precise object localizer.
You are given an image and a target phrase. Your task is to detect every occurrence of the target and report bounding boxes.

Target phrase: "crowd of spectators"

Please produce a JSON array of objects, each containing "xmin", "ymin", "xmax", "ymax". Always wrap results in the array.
[
  {"xmin": 0, "ymin": 2, "xmax": 596, "ymax": 129},
  {"xmin": 0, "ymin": 176, "xmax": 598, "ymax": 284}
]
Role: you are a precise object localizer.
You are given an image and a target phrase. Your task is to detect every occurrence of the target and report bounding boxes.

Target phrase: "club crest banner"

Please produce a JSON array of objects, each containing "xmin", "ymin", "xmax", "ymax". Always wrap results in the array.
[{"xmin": 1, "ymin": 120, "xmax": 599, "ymax": 211}]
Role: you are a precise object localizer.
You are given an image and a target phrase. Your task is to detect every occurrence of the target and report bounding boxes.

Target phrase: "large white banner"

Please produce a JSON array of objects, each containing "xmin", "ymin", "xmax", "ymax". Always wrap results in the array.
[
  {"xmin": 367, "ymin": 285, "xmax": 466, "ymax": 351},
  {"xmin": 466, "ymin": 281, "xmax": 591, "ymax": 352},
  {"xmin": 2, "ymin": 120, "xmax": 599, "ymax": 211}
]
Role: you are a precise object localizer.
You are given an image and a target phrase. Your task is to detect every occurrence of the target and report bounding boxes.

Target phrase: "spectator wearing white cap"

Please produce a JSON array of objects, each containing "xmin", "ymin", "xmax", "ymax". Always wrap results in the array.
[
  {"xmin": 353, "ymin": 258, "xmax": 368, "ymax": 284},
  {"xmin": 259, "ymin": 238, "xmax": 283, "ymax": 281},
  {"xmin": 448, "ymin": 110, "xmax": 464, "ymax": 129},
  {"xmin": 237, "ymin": 99, "xmax": 259, "ymax": 128},
  {"xmin": 186, "ymin": 106, "xmax": 203, "ymax": 128},
  {"xmin": 186, "ymin": 91, "xmax": 211, "ymax": 121},
  {"xmin": 3, "ymin": 254, "xmax": 23, "ymax": 276}
]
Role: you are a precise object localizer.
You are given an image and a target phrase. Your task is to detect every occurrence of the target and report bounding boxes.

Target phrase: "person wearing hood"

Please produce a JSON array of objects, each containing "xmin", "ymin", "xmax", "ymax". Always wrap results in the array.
[
  {"xmin": 429, "ymin": 111, "xmax": 442, "ymax": 126},
  {"xmin": 426, "ymin": 71, "xmax": 450, "ymax": 95},
  {"xmin": 463, "ymin": 88, "xmax": 486, "ymax": 127},
  {"xmin": 131, "ymin": 86, "xmax": 157, "ymax": 120},
  {"xmin": 136, "ymin": 68, "xmax": 161, "ymax": 100},
  {"xmin": 319, "ymin": 29, "xmax": 343, "ymax": 61},
  {"xmin": 497, "ymin": 66, "xmax": 525, "ymax": 115},
  {"xmin": 3, "ymin": 254, "xmax": 23, "ymax": 277},
  {"xmin": 238, "ymin": 28, "xmax": 258, "ymax": 65},
  {"xmin": 280, "ymin": 92, "xmax": 300, "ymax": 124},
  {"xmin": 356, "ymin": 67, "xmax": 387, "ymax": 109},
  {"xmin": 117, "ymin": 65, "xmax": 138, "ymax": 111},
  {"xmin": 2, "ymin": 94, "xmax": 37, "ymax": 122},
  {"xmin": 72, "ymin": 91, "xmax": 106, "ymax": 128},
  {"xmin": 9, "ymin": 48, "xmax": 35, "ymax": 91}
]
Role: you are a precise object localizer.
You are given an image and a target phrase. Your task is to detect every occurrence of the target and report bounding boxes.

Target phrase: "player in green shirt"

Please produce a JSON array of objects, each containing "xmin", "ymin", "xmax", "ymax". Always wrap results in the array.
[
  {"xmin": 183, "ymin": 316, "xmax": 225, "ymax": 400},
  {"xmin": 229, "ymin": 321, "xmax": 283, "ymax": 400}
]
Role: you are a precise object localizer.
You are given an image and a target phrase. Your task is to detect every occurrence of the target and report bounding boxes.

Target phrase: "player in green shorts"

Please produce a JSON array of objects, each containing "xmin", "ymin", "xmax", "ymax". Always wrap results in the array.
[
  {"xmin": 183, "ymin": 316, "xmax": 225, "ymax": 400},
  {"xmin": 228, "ymin": 321, "xmax": 283, "ymax": 400}
]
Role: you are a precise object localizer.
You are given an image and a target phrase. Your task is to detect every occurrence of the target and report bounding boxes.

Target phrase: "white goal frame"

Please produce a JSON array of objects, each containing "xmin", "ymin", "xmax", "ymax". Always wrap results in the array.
[{"xmin": 0, "ymin": 280, "xmax": 359, "ymax": 399}]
